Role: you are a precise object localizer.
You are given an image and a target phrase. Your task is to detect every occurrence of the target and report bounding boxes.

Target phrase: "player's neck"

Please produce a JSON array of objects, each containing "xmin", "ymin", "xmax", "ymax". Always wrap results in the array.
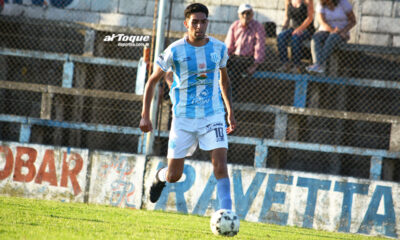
[{"xmin": 186, "ymin": 36, "xmax": 209, "ymax": 47}]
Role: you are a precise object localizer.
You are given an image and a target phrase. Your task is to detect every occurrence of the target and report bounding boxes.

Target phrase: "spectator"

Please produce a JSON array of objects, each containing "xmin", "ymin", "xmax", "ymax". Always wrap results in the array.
[
  {"xmin": 0, "ymin": 0, "xmax": 4, "ymax": 13},
  {"xmin": 306, "ymin": 0, "xmax": 356, "ymax": 73},
  {"xmin": 277, "ymin": 0, "xmax": 315, "ymax": 74},
  {"xmin": 225, "ymin": 3, "xmax": 266, "ymax": 77}
]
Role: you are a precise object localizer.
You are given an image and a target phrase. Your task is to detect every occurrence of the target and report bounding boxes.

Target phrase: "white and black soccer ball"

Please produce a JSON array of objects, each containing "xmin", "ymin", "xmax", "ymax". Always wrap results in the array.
[{"xmin": 210, "ymin": 209, "xmax": 240, "ymax": 237}]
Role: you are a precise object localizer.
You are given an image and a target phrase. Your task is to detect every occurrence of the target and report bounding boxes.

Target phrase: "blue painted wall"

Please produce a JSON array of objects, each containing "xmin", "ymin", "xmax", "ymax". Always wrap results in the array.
[{"xmin": 144, "ymin": 157, "xmax": 399, "ymax": 239}]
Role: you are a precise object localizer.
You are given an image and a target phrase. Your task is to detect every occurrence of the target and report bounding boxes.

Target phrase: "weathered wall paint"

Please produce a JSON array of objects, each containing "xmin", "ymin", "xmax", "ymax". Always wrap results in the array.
[
  {"xmin": 88, "ymin": 151, "xmax": 145, "ymax": 209},
  {"xmin": 143, "ymin": 157, "xmax": 400, "ymax": 239},
  {"xmin": 0, "ymin": 141, "xmax": 88, "ymax": 202},
  {"xmin": 1, "ymin": 143, "xmax": 399, "ymax": 238}
]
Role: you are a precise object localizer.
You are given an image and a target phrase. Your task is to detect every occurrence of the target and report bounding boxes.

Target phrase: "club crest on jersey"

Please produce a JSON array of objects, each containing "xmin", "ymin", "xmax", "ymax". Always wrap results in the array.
[{"xmin": 210, "ymin": 52, "xmax": 220, "ymax": 63}]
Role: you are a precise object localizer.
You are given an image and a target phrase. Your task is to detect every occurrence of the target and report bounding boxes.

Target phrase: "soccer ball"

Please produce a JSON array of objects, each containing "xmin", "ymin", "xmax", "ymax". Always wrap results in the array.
[{"xmin": 210, "ymin": 209, "xmax": 240, "ymax": 236}]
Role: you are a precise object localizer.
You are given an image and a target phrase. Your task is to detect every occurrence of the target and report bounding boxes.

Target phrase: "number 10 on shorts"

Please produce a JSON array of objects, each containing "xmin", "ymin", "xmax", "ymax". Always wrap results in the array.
[{"xmin": 214, "ymin": 127, "xmax": 224, "ymax": 142}]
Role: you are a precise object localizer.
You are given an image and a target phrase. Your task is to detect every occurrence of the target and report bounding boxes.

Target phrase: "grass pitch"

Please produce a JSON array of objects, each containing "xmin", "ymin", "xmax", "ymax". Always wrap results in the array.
[{"xmin": 0, "ymin": 196, "xmax": 389, "ymax": 240}]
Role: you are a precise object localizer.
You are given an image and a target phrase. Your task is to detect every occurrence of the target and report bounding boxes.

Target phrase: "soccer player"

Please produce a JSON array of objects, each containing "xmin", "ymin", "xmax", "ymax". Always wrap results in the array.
[{"xmin": 139, "ymin": 3, "xmax": 237, "ymax": 210}]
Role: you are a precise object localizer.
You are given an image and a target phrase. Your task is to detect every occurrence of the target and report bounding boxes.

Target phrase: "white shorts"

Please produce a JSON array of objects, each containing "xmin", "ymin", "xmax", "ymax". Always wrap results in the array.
[{"xmin": 167, "ymin": 114, "xmax": 228, "ymax": 159}]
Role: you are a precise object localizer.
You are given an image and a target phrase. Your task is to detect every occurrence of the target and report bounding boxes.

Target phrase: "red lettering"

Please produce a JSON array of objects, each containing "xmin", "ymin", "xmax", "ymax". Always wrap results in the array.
[
  {"xmin": 13, "ymin": 147, "xmax": 37, "ymax": 182},
  {"xmin": 0, "ymin": 146, "xmax": 14, "ymax": 180},
  {"xmin": 35, "ymin": 149, "xmax": 57, "ymax": 186},
  {"xmin": 60, "ymin": 152, "xmax": 83, "ymax": 196}
]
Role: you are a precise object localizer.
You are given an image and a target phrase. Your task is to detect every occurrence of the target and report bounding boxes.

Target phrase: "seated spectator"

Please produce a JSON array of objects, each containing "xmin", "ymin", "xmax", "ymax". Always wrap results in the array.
[
  {"xmin": 306, "ymin": 0, "xmax": 356, "ymax": 73},
  {"xmin": 277, "ymin": 0, "xmax": 315, "ymax": 74},
  {"xmin": 225, "ymin": 4, "xmax": 265, "ymax": 101},
  {"xmin": 225, "ymin": 3, "xmax": 266, "ymax": 77}
]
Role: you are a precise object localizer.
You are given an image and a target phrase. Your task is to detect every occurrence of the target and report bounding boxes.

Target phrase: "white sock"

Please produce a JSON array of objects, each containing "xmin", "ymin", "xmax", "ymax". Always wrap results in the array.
[{"xmin": 157, "ymin": 167, "xmax": 168, "ymax": 182}]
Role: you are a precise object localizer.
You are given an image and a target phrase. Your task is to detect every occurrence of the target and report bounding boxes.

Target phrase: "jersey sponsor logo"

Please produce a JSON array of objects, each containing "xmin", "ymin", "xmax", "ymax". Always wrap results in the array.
[
  {"xmin": 189, "ymin": 79, "xmax": 213, "ymax": 87},
  {"xmin": 206, "ymin": 122, "xmax": 224, "ymax": 133},
  {"xmin": 177, "ymin": 56, "xmax": 191, "ymax": 62},
  {"xmin": 191, "ymin": 89, "xmax": 211, "ymax": 105},
  {"xmin": 195, "ymin": 73, "xmax": 207, "ymax": 81}
]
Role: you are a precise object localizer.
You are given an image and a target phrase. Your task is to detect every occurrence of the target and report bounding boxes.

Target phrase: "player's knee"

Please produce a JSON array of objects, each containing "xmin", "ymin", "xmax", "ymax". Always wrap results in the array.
[
  {"xmin": 166, "ymin": 172, "xmax": 182, "ymax": 183},
  {"xmin": 213, "ymin": 165, "xmax": 228, "ymax": 179}
]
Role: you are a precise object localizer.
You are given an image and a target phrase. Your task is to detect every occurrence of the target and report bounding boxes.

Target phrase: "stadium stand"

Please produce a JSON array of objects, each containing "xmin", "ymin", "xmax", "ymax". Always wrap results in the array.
[{"xmin": 0, "ymin": 14, "xmax": 399, "ymax": 182}]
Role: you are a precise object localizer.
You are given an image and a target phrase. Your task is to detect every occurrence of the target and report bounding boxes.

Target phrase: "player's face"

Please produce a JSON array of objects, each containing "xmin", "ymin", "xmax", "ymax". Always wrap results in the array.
[{"xmin": 184, "ymin": 12, "xmax": 208, "ymax": 41}]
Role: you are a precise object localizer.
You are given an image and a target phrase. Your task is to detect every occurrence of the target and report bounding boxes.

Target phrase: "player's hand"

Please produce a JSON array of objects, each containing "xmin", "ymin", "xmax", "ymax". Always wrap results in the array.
[
  {"xmin": 139, "ymin": 117, "xmax": 153, "ymax": 132},
  {"xmin": 226, "ymin": 114, "xmax": 237, "ymax": 135}
]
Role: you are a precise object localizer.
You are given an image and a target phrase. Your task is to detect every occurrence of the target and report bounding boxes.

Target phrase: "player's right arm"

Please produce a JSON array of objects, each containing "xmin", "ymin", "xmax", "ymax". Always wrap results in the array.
[{"xmin": 139, "ymin": 65, "xmax": 165, "ymax": 132}]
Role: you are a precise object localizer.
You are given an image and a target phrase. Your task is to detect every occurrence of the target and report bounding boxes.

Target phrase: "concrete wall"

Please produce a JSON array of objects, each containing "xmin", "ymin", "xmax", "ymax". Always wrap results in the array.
[
  {"xmin": 0, "ymin": 142, "xmax": 88, "ymax": 202},
  {"xmin": 2, "ymin": 0, "xmax": 400, "ymax": 47},
  {"xmin": 144, "ymin": 156, "xmax": 400, "ymax": 239},
  {"xmin": 88, "ymin": 151, "xmax": 145, "ymax": 208},
  {"xmin": 1, "ymin": 141, "xmax": 399, "ymax": 238}
]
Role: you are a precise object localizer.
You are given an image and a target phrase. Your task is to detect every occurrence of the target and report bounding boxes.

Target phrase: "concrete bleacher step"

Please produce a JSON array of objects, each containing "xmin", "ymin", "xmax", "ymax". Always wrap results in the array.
[
  {"xmin": 0, "ymin": 15, "xmax": 146, "ymax": 60},
  {"xmin": 0, "ymin": 15, "xmax": 89, "ymax": 55},
  {"xmin": 0, "ymin": 13, "xmax": 158, "ymax": 156}
]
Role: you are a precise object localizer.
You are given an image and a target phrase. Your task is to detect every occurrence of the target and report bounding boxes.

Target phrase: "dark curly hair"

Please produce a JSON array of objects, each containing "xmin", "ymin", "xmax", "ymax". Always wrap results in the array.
[
  {"xmin": 184, "ymin": 3, "xmax": 209, "ymax": 19},
  {"xmin": 320, "ymin": 0, "xmax": 340, "ymax": 7}
]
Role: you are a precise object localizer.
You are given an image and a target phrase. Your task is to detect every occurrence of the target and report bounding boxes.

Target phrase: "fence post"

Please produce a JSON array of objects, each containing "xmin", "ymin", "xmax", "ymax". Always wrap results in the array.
[
  {"xmin": 274, "ymin": 112, "xmax": 287, "ymax": 140},
  {"xmin": 293, "ymin": 78, "xmax": 307, "ymax": 108},
  {"xmin": 40, "ymin": 92, "xmax": 52, "ymax": 120},
  {"xmin": 83, "ymin": 29, "xmax": 95, "ymax": 56},
  {"xmin": 370, "ymin": 156, "xmax": 382, "ymax": 180},
  {"xmin": 254, "ymin": 143, "xmax": 268, "ymax": 168},
  {"xmin": 145, "ymin": 0, "xmax": 167, "ymax": 155},
  {"xmin": 389, "ymin": 123, "xmax": 400, "ymax": 152},
  {"xmin": 19, "ymin": 123, "xmax": 31, "ymax": 143},
  {"xmin": 62, "ymin": 61, "xmax": 74, "ymax": 88}
]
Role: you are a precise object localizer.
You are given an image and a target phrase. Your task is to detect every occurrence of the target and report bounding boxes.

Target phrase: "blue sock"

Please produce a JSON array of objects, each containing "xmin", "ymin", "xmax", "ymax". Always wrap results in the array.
[{"xmin": 217, "ymin": 177, "xmax": 232, "ymax": 210}]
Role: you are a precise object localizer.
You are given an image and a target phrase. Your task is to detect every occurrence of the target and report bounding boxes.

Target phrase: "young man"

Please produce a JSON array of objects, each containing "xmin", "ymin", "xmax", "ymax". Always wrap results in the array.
[{"xmin": 139, "ymin": 3, "xmax": 237, "ymax": 210}]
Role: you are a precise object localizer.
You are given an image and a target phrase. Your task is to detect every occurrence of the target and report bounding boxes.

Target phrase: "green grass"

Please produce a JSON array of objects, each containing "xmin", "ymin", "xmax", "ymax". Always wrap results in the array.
[{"xmin": 0, "ymin": 196, "xmax": 390, "ymax": 240}]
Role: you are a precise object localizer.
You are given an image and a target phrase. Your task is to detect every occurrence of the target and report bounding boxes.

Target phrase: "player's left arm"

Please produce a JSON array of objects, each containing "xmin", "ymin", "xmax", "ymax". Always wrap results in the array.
[{"xmin": 219, "ymin": 67, "xmax": 237, "ymax": 134}]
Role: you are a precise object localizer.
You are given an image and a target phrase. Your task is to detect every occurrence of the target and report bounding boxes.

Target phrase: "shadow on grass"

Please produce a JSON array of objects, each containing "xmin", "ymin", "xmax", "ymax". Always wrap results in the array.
[{"xmin": 49, "ymin": 214, "xmax": 106, "ymax": 223}]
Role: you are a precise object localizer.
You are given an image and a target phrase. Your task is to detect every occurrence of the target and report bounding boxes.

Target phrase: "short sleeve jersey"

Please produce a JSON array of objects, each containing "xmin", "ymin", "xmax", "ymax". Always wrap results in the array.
[{"xmin": 156, "ymin": 36, "xmax": 228, "ymax": 119}]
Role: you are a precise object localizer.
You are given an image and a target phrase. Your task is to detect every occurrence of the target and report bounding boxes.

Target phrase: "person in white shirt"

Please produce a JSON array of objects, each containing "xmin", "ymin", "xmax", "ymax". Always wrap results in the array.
[{"xmin": 306, "ymin": 0, "xmax": 356, "ymax": 73}]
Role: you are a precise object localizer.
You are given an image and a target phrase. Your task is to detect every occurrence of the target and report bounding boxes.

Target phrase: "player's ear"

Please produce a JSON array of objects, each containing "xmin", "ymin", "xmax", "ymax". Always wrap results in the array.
[{"xmin": 183, "ymin": 19, "xmax": 189, "ymax": 29}]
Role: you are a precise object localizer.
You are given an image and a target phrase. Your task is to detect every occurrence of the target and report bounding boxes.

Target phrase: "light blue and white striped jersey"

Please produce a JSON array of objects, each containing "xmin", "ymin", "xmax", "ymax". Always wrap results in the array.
[{"xmin": 156, "ymin": 36, "xmax": 228, "ymax": 119}]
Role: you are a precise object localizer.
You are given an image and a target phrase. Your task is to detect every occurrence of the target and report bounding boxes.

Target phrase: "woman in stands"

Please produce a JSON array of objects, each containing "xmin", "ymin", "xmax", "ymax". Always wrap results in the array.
[
  {"xmin": 306, "ymin": 0, "xmax": 356, "ymax": 73},
  {"xmin": 277, "ymin": 0, "xmax": 315, "ymax": 74}
]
